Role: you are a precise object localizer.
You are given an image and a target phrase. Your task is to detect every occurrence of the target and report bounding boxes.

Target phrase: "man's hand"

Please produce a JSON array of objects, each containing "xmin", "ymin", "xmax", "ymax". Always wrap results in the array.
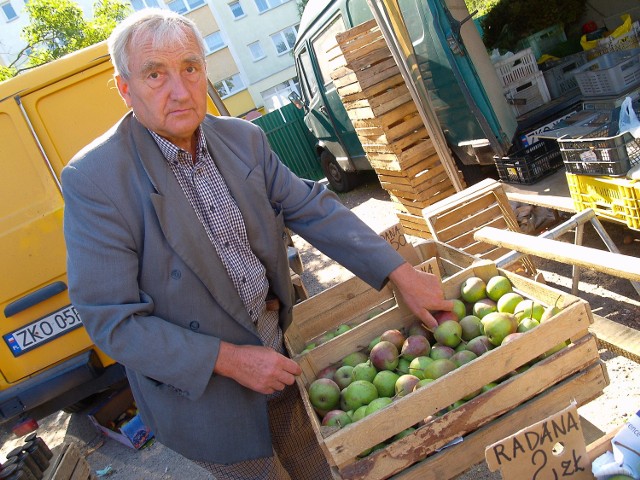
[
  {"xmin": 214, "ymin": 342, "xmax": 301, "ymax": 394},
  {"xmin": 388, "ymin": 262, "xmax": 454, "ymax": 330}
]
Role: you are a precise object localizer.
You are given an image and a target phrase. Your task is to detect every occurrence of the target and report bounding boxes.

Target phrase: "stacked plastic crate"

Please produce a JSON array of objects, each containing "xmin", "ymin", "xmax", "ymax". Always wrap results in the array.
[
  {"xmin": 494, "ymin": 48, "xmax": 551, "ymax": 118},
  {"xmin": 491, "ymin": 49, "xmax": 562, "ymax": 184}
]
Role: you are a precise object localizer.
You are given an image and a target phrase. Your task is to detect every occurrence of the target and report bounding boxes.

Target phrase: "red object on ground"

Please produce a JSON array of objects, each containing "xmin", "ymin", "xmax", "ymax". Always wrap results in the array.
[
  {"xmin": 582, "ymin": 21, "xmax": 598, "ymax": 34},
  {"xmin": 11, "ymin": 418, "xmax": 39, "ymax": 437}
]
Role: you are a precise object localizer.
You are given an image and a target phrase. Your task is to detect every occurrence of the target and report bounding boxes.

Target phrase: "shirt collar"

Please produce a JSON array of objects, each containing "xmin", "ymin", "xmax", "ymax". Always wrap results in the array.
[{"xmin": 148, "ymin": 126, "xmax": 207, "ymax": 166}]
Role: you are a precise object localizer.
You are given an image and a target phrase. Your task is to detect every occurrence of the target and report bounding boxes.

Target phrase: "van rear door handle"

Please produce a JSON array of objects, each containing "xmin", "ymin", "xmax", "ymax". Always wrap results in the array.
[
  {"xmin": 320, "ymin": 105, "xmax": 329, "ymax": 115},
  {"xmin": 4, "ymin": 281, "xmax": 68, "ymax": 318}
]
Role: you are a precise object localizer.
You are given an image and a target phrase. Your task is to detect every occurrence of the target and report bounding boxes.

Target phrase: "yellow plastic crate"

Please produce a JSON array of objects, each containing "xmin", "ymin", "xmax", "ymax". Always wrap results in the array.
[{"xmin": 566, "ymin": 172, "xmax": 640, "ymax": 230}]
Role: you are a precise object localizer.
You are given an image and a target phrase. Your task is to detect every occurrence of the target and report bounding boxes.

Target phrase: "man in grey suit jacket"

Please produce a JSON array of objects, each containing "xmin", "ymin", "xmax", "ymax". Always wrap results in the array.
[{"xmin": 62, "ymin": 9, "xmax": 453, "ymax": 480}]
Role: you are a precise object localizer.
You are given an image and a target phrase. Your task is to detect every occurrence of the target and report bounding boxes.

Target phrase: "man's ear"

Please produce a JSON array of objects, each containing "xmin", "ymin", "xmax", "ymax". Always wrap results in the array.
[{"xmin": 115, "ymin": 75, "xmax": 132, "ymax": 108}]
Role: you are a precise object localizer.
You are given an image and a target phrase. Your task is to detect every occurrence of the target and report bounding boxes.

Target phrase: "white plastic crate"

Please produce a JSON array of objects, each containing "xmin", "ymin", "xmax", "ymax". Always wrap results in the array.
[
  {"xmin": 493, "ymin": 48, "xmax": 539, "ymax": 87},
  {"xmin": 503, "ymin": 72, "xmax": 551, "ymax": 117},
  {"xmin": 574, "ymin": 49, "xmax": 640, "ymax": 97},
  {"xmin": 542, "ymin": 51, "xmax": 588, "ymax": 98}
]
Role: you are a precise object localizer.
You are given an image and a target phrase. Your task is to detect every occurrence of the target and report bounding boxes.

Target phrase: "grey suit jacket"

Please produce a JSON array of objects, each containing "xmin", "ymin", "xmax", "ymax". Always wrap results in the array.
[{"xmin": 61, "ymin": 112, "xmax": 405, "ymax": 463}]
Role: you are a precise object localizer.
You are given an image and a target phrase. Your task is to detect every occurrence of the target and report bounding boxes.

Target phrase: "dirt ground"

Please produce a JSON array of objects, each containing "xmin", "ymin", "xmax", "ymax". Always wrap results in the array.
[{"xmin": 1, "ymin": 177, "xmax": 638, "ymax": 479}]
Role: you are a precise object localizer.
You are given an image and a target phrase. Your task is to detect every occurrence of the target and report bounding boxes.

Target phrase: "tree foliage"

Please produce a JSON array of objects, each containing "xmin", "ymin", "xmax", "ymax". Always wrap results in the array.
[
  {"xmin": 480, "ymin": 0, "xmax": 586, "ymax": 51},
  {"xmin": 3, "ymin": 0, "xmax": 131, "ymax": 79},
  {"xmin": 296, "ymin": 0, "xmax": 308, "ymax": 18}
]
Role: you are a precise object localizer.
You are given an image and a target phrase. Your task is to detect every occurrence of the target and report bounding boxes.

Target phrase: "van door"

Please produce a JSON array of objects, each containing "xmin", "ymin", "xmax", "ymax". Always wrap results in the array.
[
  {"xmin": 375, "ymin": 0, "xmax": 514, "ymax": 162},
  {"xmin": 0, "ymin": 98, "xmax": 96, "ymax": 386}
]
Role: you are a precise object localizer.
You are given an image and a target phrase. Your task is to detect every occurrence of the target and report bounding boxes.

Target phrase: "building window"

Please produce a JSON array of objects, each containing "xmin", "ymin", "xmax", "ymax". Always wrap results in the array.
[
  {"xmin": 1, "ymin": 1, "xmax": 17, "ymax": 21},
  {"xmin": 248, "ymin": 41, "xmax": 265, "ymax": 61},
  {"xmin": 166, "ymin": 0, "xmax": 205, "ymax": 14},
  {"xmin": 204, "ymin": 32, "xmax": 225, "ymax": 54},
  {"xmin": 261, "ymin": 78, "xmax": 299, "ymax": 112},
  {"xmin": 130, "ymin": 0, "xmax": 159, "ymax": 10},
  {"xmin": 214, "ymin": 73, "xmax": 245, "ymax": 98},
  {"xmin": 229, "ymin": 1, "xmax": 245, "ymax": 18},
  {"xmin": 270, "ymin": 24, "xmax": 298, "ymax": 55},
  {"xmin": 254, "ymin": 0, "xmax": 288, "ymax": 13}
]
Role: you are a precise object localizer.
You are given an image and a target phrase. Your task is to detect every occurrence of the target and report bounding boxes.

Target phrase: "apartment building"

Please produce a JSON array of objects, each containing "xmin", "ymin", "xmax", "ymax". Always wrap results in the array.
[{"xmin": 0, "ymin": 0, "xmax": 301, "ymax": 117}]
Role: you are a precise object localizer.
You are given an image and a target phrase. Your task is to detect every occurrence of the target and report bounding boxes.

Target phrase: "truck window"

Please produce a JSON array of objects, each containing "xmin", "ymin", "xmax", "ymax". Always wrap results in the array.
[
  {"xmin": 398, "ymin": 0, "xmax": 425, "ymax": 45},
  {"xmin": 298, "ymin": 48, "xmax": 319, "ymax": 100},
  {"xmin": 311, "ymin": 15, "xmax": 347, "ymax": 87},
  {"xmin": 346, "ymin": 0, "xmax": 373, "ymax": 27}
]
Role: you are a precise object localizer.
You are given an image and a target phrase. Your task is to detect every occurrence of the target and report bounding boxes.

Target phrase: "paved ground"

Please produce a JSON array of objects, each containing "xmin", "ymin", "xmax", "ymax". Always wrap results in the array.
[{"xmin": 1, "ymin": 177, "xmax": 638, "ymax": 479}]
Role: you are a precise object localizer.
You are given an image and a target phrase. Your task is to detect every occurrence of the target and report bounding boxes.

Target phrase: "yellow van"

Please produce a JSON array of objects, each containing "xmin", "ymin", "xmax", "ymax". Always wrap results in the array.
[{"xmin": 0, "ymin": 42, "xmax": 222, "ymax": 430}]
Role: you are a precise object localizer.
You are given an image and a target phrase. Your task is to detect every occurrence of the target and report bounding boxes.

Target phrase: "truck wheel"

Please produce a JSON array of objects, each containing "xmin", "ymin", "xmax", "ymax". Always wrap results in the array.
[{"xmin": 320, "ymin": 151, "xmax": 360, "ymax": 193}]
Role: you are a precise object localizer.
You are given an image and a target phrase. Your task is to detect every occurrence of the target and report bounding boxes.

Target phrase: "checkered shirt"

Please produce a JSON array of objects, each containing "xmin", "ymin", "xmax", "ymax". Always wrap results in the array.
[{"xmin": 149, "ymin": 127, "xmax": 283, "ymax": 353}]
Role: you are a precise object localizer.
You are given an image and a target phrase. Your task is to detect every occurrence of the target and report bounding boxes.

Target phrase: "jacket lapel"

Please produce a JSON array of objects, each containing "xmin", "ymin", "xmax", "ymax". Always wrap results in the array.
[{"xmin": 128, "ymin": 116, "xmax": 257, "ymax": 335}]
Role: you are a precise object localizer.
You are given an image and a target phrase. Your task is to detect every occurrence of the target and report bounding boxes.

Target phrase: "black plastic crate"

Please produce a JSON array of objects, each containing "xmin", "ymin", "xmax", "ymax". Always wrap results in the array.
[
  {"xmin": 494, "ymin": 139, "xmax": 563, "ymax": 185},
  {"xmin": 558, "ymin": 123, "xmax": 640, "ymax": 176}
]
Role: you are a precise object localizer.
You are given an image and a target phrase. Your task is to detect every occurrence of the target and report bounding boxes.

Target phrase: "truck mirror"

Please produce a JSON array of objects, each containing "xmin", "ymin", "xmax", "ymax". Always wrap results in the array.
[{"xmin": 288, "ymin": 91, "xmax": 307, "ymax": 110}]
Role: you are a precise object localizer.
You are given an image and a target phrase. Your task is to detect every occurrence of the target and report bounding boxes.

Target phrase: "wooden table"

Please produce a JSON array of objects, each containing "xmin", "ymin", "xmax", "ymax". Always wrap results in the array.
[{"xmin": 501, "ymin": 168, "xmax": 576, "ymax": 213}]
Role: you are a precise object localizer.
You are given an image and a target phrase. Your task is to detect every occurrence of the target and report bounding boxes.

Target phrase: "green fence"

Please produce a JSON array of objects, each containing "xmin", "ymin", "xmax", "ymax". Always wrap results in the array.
[{"xmin": 252, "ymin": 103, "xmax": 324, "ymax": 181}]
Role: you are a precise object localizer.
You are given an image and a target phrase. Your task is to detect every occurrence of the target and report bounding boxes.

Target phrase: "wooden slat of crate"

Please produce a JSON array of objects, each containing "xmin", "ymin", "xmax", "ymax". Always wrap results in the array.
[
  {"xmin": 287, "ymin": 277, "xmax": 395, "ymax": 355},
  {"xmin": 422, "ymin": 179, "xmax": 536, "ymax": 274},
  {"xmin": 290, "ymin": 261, "xmax": 602, "ymax": 477},
  {"xmin": 396, "ymin": 212, "xmax": 432, "ymax": 238},
  {"xmin": 44, "ymin": 442, "xmax": 95, "ymax": 480},
  {"xmin": 391, "ymin": 364, "xmax": 607, "ymax": 480},
  {"xmin": 339, "ymin": 339, "xmax": 604, "ymax": 480}
]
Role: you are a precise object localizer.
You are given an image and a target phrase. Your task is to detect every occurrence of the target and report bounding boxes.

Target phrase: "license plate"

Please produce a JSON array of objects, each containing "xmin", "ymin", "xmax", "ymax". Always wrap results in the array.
[{"xmin": 3, "ymin": 305, "xmax": 83, "ymax": 357}]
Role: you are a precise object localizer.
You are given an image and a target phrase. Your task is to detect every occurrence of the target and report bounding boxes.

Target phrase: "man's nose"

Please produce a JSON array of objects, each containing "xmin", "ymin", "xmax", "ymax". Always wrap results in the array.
[{"xmin": 168, "ymin": 73, "xmax": 190, "ymax": 98}]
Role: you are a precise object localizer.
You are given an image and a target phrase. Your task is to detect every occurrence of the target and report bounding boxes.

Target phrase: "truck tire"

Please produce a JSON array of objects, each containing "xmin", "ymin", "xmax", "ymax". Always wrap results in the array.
[{"xmin": 320, "ymin": 151, "xmax": 360, "ymax": 193}]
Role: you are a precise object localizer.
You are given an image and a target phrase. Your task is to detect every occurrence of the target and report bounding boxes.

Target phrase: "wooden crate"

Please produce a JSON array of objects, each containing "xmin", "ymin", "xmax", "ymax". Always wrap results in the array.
[
  {"xmin": 329, "ymin": 19, "xmax": 463, "ymax": 233},
  {"xmin": 287, "ymin": 241, "xmax": 476, "ymax": 357},
  {"xmin": 286, "ymin": 260, "xmax": 607, "ymax": 480},
  {"xmin": 421, "ymin": 178, "xmax": 537, "ymax": 276},
  {"xmin": 44, "ymin": 442, "xmax": 95, "ymax": 480}
]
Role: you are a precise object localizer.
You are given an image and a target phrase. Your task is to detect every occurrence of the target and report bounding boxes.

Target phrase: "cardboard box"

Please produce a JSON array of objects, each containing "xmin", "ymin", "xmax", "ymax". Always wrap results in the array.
[
  {"xmin": 88, "ymin": 387, "xmax": 153, "ymax": 450},
  {"xmin": 286, "ymin": 259, "xmax": 608, "ymax": 479}
]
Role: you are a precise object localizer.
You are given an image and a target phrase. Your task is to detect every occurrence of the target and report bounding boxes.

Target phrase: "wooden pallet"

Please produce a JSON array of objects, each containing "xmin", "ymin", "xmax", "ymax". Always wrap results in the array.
[
  {"xmin": 329, "ymin": 19, "xmax": 464, "ymax": 234},
  {"xmin": 43, "ymin": 442, "xmax": 95, "ymax": 480}
]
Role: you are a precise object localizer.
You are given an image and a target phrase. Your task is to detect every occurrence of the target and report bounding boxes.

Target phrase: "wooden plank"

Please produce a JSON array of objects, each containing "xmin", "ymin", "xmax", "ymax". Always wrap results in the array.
[
  {"xmin": 434, "ymin": 203, "xmax": 506, "ymax": 243},
  {"xmin": 339, "ymin": 337, "xmax": 602, "ymax": 480},
  {"xmin": 425, "ymin": 192, "xmax": 499, "ymax": 234},
  {"xmin": 587, "ymin": 425, "xmax": 623, "ymax": 462},
  {"xmin": 590, "ymin": 314, "xmax": 640, "ymax": 363},
  {"xmin": 475, "ymin": 227, "xmax": 640, "ymax": 282}
]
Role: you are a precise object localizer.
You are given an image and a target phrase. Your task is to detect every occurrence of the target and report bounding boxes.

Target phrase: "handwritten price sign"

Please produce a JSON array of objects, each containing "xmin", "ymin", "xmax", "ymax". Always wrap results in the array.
[
  {"xmin": 377, "ymin": 223, "xmax": 420, "ymax": 266},
  {"xmin": 485, "ymin": 402, "xmax": 593, "ymax": 479}
]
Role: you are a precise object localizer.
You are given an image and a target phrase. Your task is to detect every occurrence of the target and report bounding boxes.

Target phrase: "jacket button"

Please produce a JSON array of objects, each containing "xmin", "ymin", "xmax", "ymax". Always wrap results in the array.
[
  {"xmin": 170, "ymin": 269, "xmax": 181, "ymax": 279},
  {"xmin": 189, "ymin": 321, "xmax": 200, "ymax": 331}
]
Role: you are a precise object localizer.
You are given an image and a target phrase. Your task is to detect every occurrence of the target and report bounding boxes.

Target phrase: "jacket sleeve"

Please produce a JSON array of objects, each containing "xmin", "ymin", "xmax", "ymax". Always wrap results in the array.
[{"xmin": 250, "ymin": 122, "xmax": 406, "ymax": 289}]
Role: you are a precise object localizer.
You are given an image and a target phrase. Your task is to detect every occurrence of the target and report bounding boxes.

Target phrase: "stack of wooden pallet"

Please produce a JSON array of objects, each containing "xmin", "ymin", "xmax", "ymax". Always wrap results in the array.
[{"xmin": 329, "ymin": 19, "xmax": 464, "ymax": 237}]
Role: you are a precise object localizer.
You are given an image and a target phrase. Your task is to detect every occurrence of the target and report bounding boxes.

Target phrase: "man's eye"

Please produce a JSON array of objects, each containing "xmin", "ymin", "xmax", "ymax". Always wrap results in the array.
[
  {"xmin": 186, "ymin": 66, "xmax": 197, "ymax": 73},
  {"xmin": 148, "ymin": 72, "xmax": 160, "ymax": 79}
]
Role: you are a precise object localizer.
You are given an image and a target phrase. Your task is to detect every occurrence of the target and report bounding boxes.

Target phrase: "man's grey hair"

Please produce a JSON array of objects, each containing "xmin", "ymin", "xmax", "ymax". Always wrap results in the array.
[{"xmin": 108, "ymin": 8, "xmax": 206, "ymax": 79}]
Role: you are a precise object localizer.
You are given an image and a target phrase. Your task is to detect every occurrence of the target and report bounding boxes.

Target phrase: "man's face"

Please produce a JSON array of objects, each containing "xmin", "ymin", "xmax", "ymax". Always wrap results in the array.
[{"xmin": 116, "ymin": 30, "xmax": 208, "ymax": 151}]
